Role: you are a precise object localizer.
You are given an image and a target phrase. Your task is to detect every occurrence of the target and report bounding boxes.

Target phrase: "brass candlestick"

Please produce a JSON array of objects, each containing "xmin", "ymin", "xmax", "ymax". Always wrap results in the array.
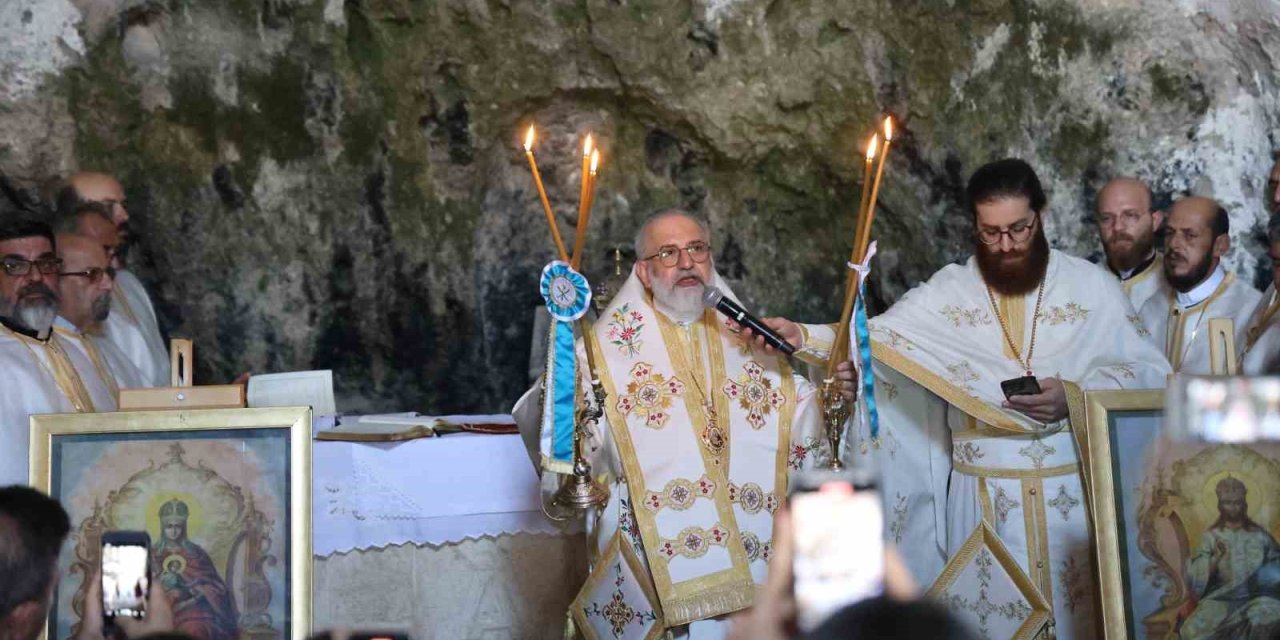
[
  {"xmin": 552, "ymin": 378, "xmax": 610, "ymax": 510},
  {"xmin": 820, "ymin": 379, "xmax": 849, "ymax": 470}
]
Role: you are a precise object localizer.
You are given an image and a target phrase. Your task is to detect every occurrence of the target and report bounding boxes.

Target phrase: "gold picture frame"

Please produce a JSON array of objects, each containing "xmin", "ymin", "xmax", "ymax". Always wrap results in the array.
[
  {"xmin": 1086, "ymin": 389, "xmax": 1164, "ymax": 639},
  {"xmin": 30, "ymin": 406, "xmax": 313, "ymax": 640}
]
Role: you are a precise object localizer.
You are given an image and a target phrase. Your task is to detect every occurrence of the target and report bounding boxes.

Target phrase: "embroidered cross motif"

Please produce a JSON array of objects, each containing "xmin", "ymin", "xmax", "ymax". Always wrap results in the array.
[
  {"xmin": 616, "ymin": 362, "xmax": 684, "ymax": 429},
  {"xmin": 722, "ymin": 361, "xmax": 785, "ymax": 430},
  {"xmin": 606, "ymin": 303, "xmax": 646, "ymax": 356},
  {"xmin": 940, "ymin": 305, "xmax": 993, "ymax": 327},
  {"xmin": 656, "ymin": 524, "xmax": 730, "ymax": 560},
  {"xmin": 874, "ymin": 327, "xmax": 917, "ymax": 351},
  {"xmin": 582, "ymin": 560, "xmax": 659, "ymax": 637},
  {"xmin": 727, "ymin": 482, "xmax": 778, "ymax": 515},
  {"xmin": 1128, "ymin": 314, "xmax": 1151, "ymax": 337},
  {"xmin": 946, "ymin": 361, "xmax": 980, "ymax": 392},
  {"xmin": 741, "ymin": 531, "xmax": 774, "ymax": 563},
  {"xmin": 789, "ymin": 436, "xmax": 832, "ymax": 470},
  {"xmin": 1018, "ymin": 439, "xmax": 1056, "ymax": 469},
  {"xmin": 722, "ymin": 317, "xmax": 754, "ymax": 356},
  {"xmin": 938, "ymin": 550, "xmax": 1034, "ymax": 639},
  {"xmin": 1108, "ymin": 363, "xmax": 1136, "ymax": 380},
  {"xmin": 644, "ymin": 476, "xmax": 716, "ymax": 512},
  {"xmin": 1037, "ymin": 303, "xmax": 1090, "ymax": 326},
  {"xmin": 993, "ymin": 487, "xmax": 1020, "ymax": 524},
  {"xmin": 890, "ymin": 494, "xmax": 908, "ymax": 543},
  {"xmin": 1048, "ymin": 484, "xmax": 1080, "ymax": 521}
]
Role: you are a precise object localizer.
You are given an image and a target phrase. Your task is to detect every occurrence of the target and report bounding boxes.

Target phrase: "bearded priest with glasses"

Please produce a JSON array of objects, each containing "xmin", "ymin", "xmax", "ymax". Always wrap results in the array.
[
  {"xmin": 512, "ymin": 209, "xmax": 836, "ymax": 638},
  {"xmin": 835, "ymin": 159, "xmax": 1171, "ymax": 639},
  {"xmin": 0, "ymin": 217, "xmax": 120, "ymax": 486}
]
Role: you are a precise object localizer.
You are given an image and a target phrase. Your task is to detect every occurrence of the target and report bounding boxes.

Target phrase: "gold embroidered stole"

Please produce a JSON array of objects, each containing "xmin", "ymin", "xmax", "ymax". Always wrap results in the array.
[
  {"xmin": 112, "ymin": 286, "xmax": 140, "ymax": 325},
  {"xmin": 2, "ymin": 325, "xmax": 97, "ymax": 413},
  {"xmin": 1164, "ymin": 273, "xmax": 1236, "ymax": 372},
  {"xmin": 994, "ymin": 291, "xmax": 1027, "ymax": 364},
  {"xmin": 589, "ymin": 274, "xmax": 795, "ymax": 625}
]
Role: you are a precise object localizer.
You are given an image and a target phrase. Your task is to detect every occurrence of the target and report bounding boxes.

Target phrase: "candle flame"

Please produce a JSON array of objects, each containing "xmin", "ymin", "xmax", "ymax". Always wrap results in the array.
[
  {"xmin": 865, "ymin": 134, "xmax": 879, "ymax": 161},
  {"xmin": 883, "ymin": 116, "xmax": 894, "ymax": 142},
  {"xmin": 589, "ymin": 149, "xmax": 600, "ymax": 175},
  {"xmin": 523, "ymin": 126, "xmax": 535, "ymax": 152},
  {"xmin": 583, "ymin": 134, "xmax": 593, "ymax": 157}
]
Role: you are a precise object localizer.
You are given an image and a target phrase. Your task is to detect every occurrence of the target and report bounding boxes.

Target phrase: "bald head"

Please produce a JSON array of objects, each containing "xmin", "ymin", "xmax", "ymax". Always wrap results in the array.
[
  {"xmin": 55, "ymin": 233, "xmax": 114, "ymax": 331},
  {"xmin": 68, "ymin": 208, "xmax": 122, "ymax": 270},
  {"xmin": 1162, "ymin": 196, "xmax": 1230, "ymax": 292},
  {"xmin": 58, "ymin": 173, "xmax": 131, "ymax": 262},
  {"xmin": 1096, "ymin": 177, "xmax": 1161, "ymax": 274}
]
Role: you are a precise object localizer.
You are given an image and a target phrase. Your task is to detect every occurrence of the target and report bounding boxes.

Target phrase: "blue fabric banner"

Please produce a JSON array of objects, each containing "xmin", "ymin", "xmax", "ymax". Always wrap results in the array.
[{"xmin": 854, "ymin": 286, "xmax": 879, "ymax": 440}]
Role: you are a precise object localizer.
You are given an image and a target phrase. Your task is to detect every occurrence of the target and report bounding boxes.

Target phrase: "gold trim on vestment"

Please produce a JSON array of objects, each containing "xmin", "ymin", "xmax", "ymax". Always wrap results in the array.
[
  {"xmin": 996, "ymin": 291, "xmax": 1026, "ymax": 364},
  {"xmin": 595, "ymin": 313, "xmax": 756, "ymax": 626},
  {"xmin": 872, "ymin": 341, "xmax": 1034, "ymax": 433},
  {"xmin": 978, "ymin": 477, "xmax": 996, "ymax": 525},
  {"xmin": 57, "ymin": 328, "xmax": 119, "ymax": 403},
  {"xmin": 926, "ymin": 521, "xmax": 1050, "ymax": 640},
  {"xmin": 571, "ymin": 533, "xmax": 666, "ymax": 640},
  {"xmin": 1121, "ymin": 255, "xmax": 1161, "ymax": 297},
  {"xmin": 1022, "ymin": 478, "xmax": 1053, "ymax": 608},
  {"xmin": 1164, "ymin": 272, "xmax": 1236, "ymax": 372},
  {"xmin": 1241, "ymin": 291, "xmax": 1279, "ymax": 358},
  {"xmin": 953, "ymin": 461, "xmax": 1078, "ymax": 479},
  {"xmin": 3, "ymin": 325, "xmax": 96, "ymax": 413}
]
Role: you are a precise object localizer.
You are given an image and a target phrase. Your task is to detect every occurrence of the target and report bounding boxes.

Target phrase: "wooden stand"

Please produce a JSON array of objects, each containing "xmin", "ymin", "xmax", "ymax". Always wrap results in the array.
[
  {"xmin": 118, "ymin": 338, "xmax": 246, "ymax": 410},
  {"xmin": 1207, "ymin": 318, "xmax": 1238, "ymax": 375}
]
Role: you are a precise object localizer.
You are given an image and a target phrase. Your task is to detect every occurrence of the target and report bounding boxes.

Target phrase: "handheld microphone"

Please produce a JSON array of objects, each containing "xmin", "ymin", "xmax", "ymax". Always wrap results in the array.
[{"xmin": 702, "ymin": 286, "xmax": 796, "ymax": 355}]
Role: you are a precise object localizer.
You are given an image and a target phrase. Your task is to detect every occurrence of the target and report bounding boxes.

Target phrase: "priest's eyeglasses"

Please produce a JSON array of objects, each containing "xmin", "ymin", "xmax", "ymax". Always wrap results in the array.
[
  {"xmin": 60, "ymin": 266, "xmax": 116, "ymax": 284},
  {"xmin": 643, "ymin": 242, "xmax": 712, "ymax": 267},
  {"xmin": 977, "ymin": 215, "xmax": 1038, "ymax": 246},
  {"xmin": 2, "ymin": 256, "xmax": 63, "ymax": 277}
]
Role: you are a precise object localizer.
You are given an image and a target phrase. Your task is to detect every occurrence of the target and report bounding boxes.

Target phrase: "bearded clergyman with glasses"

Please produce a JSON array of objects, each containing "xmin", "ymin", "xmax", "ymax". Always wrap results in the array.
[
  {"xmin": 513, "ymin": 209, "xmax": 838, "ymax": 637},
  {"xmin": 0, "ymin": 216, "xmax": 121, "ymax": 487},
  {"xmin": 834, "ymin": 159, "xmax": 1172, "ymax": 639}
]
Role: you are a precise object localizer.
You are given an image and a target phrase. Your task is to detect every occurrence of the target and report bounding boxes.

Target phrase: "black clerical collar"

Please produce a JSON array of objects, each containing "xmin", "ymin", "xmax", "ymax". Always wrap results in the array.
[
  {"xmin": 0, "ymin": 314, "xmax": 46, "ymax": 341},
  {"xmin": 1111, "ymin": 251, "xmax": 1157, "ymax": 281}
]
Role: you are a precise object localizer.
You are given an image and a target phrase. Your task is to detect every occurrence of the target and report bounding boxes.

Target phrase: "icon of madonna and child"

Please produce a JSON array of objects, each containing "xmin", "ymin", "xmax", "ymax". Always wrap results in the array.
[{"xmin": 47, "ymin": 437, "xmax": 292, "ymax": 640}]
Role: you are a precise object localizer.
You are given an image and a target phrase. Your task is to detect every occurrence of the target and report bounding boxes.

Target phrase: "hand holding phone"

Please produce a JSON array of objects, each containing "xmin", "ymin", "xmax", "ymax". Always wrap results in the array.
[
  {"xmin": 791, "ymin": 470, "xmax": 884, "ymax": 632},
  {"xmin": 101, "ymin": 531, "xmax": 151, "ymax": 622}
]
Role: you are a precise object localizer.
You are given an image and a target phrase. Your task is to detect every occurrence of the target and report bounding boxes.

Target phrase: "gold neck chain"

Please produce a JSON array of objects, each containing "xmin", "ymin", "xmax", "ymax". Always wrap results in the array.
[{"xmin": 986, "ymin": 280, "xmax": 1046, "ymax": 376}]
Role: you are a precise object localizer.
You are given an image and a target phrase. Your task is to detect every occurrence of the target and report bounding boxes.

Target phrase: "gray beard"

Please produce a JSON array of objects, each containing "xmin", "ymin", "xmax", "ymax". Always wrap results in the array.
[
  {"xmin": 16, "ymin": 300, "xmax": 58, "ymax": 336},
  {"xmin": 652, "ymin": 271, "xmax": 713, "ymax": 324}
]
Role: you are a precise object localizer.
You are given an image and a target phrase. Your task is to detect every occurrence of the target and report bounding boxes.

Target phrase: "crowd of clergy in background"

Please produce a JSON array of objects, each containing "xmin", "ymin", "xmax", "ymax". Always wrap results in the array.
[{"xmin": 0, "ymin": 160, "xmax": 1278, "ymax": 489}]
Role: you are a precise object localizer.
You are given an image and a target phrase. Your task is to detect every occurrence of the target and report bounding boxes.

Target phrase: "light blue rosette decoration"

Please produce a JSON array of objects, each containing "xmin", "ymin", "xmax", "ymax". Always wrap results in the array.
[{"xmin": 539, "ymin": 260, "xmax": 592, "ymax": 472}]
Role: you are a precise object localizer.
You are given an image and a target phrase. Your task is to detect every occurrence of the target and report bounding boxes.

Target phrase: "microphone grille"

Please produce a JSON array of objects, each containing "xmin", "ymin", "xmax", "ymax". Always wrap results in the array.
[{"xmin": 701, "ymin": 286, "xmax": 724, "ymax": 308}]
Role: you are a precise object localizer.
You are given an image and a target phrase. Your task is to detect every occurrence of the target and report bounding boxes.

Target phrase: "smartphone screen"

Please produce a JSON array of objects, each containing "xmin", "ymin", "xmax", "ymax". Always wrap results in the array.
[
  {"xmin": 792, "ymin": 481, "xmax": 884, "ymax": 631},
  {"xmin": 102, "ymin": 532, "xmax": 151, "ymax": 619}
]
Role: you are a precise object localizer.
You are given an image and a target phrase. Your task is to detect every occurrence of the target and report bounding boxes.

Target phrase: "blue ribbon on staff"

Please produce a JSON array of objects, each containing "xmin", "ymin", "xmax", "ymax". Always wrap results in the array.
[
  {"xmin": 853, "ymin": 287, "xmax": 879, "ymax": 440},
  {"xmin": 540, "ymin": 261, "xmax": 592, "ymax": 468}
]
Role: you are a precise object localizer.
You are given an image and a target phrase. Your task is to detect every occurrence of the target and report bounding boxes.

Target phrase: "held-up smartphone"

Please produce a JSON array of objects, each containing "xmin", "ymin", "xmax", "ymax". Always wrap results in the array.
[
  {"xmin": 101, "ymin": 530, "xmax": 151, "ymax": 621},
  {"xmin": 791, "ymin": 468, "xmax": 883, "ymax": 632},
  {"xmin": 1001, "ymin": 375, "xmax": 1042, "ymax": 400}
]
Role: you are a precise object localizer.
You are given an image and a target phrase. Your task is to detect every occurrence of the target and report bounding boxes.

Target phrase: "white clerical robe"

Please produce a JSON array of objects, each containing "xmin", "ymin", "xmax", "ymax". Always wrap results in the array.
[
  {"xmin": 1138, "ymin": 265, "xmax": 1261, "ymax": 374},
  {"xmin": 857, "ymin": 250, "xmax": 1171, "ymax": 639},
  {"xmin": 1241, "ymin": 284, "xmax": 1280, "ymax": 375},
  {"xmin": 513, "ymin": 271, "xmax": 831, "ymax": 638},
  {"xmin": 1114, "ymin": 254, "xmax": 1171, "ymax": 312},
  {"xmin": 0, "ymin": 322, "xmax": 114, "ymax": 486},
  {"xmin": 54, "ymin": 317, "xmax": 148, "ymax": 391},
  {"xmin": 103, "ymin": 269, "xmax": 170, "ymax": 387}
]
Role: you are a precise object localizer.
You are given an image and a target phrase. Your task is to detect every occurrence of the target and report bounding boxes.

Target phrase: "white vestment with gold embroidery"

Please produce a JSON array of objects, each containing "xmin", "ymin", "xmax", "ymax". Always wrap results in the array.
[
  {"xmin": 857, "ymin": 250, "xmax": 1171, "ymax": 639},
  {"xmin": 514, "ymin": 270, "xmax": 831, "ymax": 636},
  {"xmin": 0, "ymin": 323, "xmax": 112, "ymax": 486},
  {"xmin": 1115, "ymin": 254, "xmax": 1171, "ymax": 313},
  {"xmin": 1138, "ymin": 269, "xmax": 1261, "ymax": 375},
  {"xmin": 103, "ymin": 269, "xmax": 171, "ymax": 387},
  {"xmin": 1241, "ymin": 284, "xmax": 1280, "ymax": 375}
]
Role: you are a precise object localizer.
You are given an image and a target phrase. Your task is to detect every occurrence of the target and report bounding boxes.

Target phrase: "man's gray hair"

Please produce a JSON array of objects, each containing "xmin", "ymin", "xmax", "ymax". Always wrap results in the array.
[{"xmin": 633, "ymin": 209, "xmax": 712, "ymax": 259}]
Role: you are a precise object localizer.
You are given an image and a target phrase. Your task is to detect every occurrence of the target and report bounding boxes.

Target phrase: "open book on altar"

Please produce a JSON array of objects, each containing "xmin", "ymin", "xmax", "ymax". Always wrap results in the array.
[{"xmin": 314, "ymin": 413, "xmax": 518, "ymax": 441}]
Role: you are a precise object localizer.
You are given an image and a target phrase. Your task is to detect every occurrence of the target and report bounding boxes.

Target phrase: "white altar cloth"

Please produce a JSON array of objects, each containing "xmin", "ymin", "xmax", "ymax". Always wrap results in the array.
[{"xmin": 313, "ymin": 432, "xmax": 568, "ymax": 556}]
